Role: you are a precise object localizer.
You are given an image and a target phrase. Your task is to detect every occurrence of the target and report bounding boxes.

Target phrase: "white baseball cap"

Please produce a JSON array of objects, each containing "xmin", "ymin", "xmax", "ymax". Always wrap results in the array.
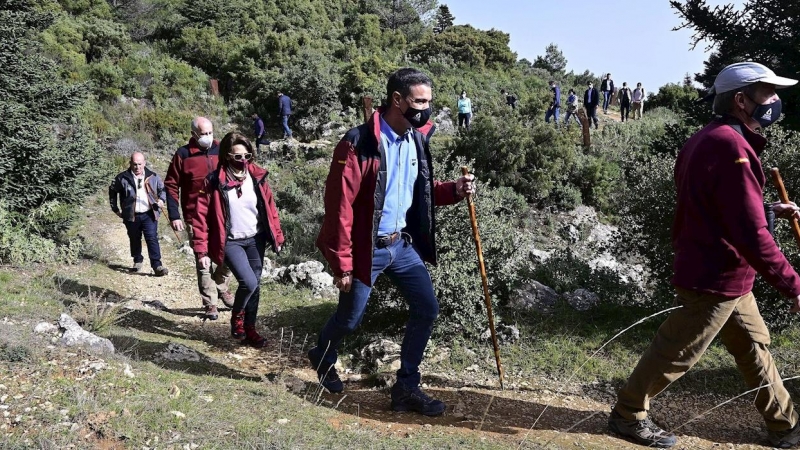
[{"xmin": 709, "ymin": 61, "xmax": 797, "ymax": 96}]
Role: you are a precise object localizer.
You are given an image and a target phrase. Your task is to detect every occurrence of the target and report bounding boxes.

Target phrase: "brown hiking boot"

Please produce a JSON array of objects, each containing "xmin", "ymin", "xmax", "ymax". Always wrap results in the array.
[
  {"xmin": 242, "ymin": 325, "xmax": 267, "ymax": 348},
  {"xmin": 219, "ymin": 290, "xmax": 234, "ymax": 308},
  {"xmin": 204, "ymin": 305, "xmax": 219, "ymax": 321},
  {"xmin": 230, "ymin": 312, "xmax": 245, "ymax": 340}
]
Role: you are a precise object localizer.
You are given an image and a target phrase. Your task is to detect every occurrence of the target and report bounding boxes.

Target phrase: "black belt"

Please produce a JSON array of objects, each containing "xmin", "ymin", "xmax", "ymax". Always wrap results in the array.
[{"xmin": 376, "ymin": 232, "xmax": 410, "ymax": 248}]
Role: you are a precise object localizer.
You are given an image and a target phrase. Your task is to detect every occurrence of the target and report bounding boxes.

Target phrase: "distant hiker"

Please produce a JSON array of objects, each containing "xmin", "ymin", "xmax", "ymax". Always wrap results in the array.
[
  {"xmin": 609, "ymin": 61, "xmax": 800, "ymax": 449},
  {"xmin": 192, "ymin": 132, "xmax": 285, "ymax": 348},
  {"xmin": 618, "ymin": 82, "xmax": 633, "ymax": 122},
  {"xmin": 109, "ymin": 152, "xmax": 169, "ymax": 277},
  {"xmin": 545, "ymin": 80, "xmax": 561, "ymax": 125},
  {"xmin": 277, "ymin": 91, "xmax": 293, "ymax": 139},
  {"xmin": 501, "ymin": 89, "xmax": 517, "ymax": 109},
  {"xmin": 251, "ymin": 113, "xmax": 269, "ymax": 154},
  {"xmin": 310, "ymin": 67, "xmax": 476, "ymax": 416},
  {"xmin": 601, "ymin": 73, "xmax": 615, "ymax": 114},
  {"xmin": 564, "ymin": 89, "xmax": 581, "ymax": 127},
  {"xmin": 457, "ymin": 90, "xmax": 473, "ymax": 130},
  {"xmin": 583, "ymin": 81, "xmax": 600, "ymax": 129},
  {"xmin": 165, "ymin": 117, "xmax": 232, "ymax": 321},
  {"xmin": 632, "ymin": 82, "xmax": 646, "ymax": 119}
]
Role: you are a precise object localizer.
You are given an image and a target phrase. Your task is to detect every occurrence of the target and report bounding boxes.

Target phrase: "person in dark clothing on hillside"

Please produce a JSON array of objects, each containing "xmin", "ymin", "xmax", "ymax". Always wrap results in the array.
[
  {"xmin": 545, "ymin": 80, "xmax": 561, "ymax": 125},
  {"xmin": 583, "ymin": 81, "xmax": 600, "ymax": 129},
  {"xmin": 277, "ymin": 92, "xmax": 292, "ymax": 139},
  {"xmin": 251, "ymin": 113, "xmax": 269, "ymax": 154},
  {"xmin": 109, "ymin": 152, "xmax": 169, "ymax": 277},
  {"xmin": 608, "ymin": 61, "xmax": 800, "ymax": 449},
  {"xmin": 501, "ymin": 89, "xmax": 517, "ymax": 109},
  {"xmin": 309, "ymin": 67, "xmax": 475, "ymax": 417},
  {"xmin": 617, "ymin": 82, "xmax": 633, "ymax": 122},
  {"xmin": 601, "ymin": 73, "xmax": 615, "ymax": 114}
]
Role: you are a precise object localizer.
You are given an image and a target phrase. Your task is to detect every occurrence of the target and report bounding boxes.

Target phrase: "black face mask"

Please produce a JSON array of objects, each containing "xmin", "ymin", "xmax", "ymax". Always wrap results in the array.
[
  {"xmin": 402, "ymin": 101, "xmax": 432, "ymax": 128},
  {"xmin": 745, "ymin": 94, "xmax": 782, "ymax": 128}
]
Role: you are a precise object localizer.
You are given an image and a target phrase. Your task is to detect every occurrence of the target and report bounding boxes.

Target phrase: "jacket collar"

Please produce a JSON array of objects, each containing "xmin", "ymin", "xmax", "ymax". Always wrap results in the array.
[{"xmin": 718, "ymin": 115, "xmax": 767, "ymax": 155}]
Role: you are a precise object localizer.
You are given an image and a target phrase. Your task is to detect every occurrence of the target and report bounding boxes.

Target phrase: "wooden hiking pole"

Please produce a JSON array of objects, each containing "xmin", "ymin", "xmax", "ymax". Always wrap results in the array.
[
  {"xmin": 770, "ymin": 167, "xmax": 800, "ymax": 248},
  {"xmin": 461, "ymin": 166, "xmax": 505, "ymax": 389}
]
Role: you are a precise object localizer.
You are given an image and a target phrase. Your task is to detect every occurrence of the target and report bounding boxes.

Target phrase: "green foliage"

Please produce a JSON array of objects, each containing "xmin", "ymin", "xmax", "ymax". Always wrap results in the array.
[
  {"xmin": 432, "ymin": 4, "xmax": 454, "ymax": 34},
  {"xmin": 409, "ymin": 25, "xmax": 517, "ymax": 70},
  {"xmin": 363, "ymin": 160, "xmax": 534, "ymax": 340},
  {"xmin": 533, "ymin": 43, "xmax": 567, "ymax": 76}
]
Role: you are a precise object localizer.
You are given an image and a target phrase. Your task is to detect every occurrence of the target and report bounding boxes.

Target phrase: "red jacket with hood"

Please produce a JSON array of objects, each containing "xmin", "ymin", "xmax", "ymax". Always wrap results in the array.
[
  {"xmin": 191, "ymin": 164, "xmax": 285, "ymax": 265},
  {"xmin": 672, "ymin": 116, "xmax": 800, "ymax": 298},
  {"xmin": 316, "ymin": 109, "xmax": 463, "ymax": 287},
  {"xmin": 165, "ymin": 137, "xmax": 221, "ymax": 223}
]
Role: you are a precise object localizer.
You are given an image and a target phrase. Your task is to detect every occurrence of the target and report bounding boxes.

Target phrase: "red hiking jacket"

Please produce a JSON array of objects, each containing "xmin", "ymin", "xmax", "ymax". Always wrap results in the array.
[
  {"xmin": 164, "ymin": 137, "xmax": 221, "ymax": 223},
  {"xmin": 191, "ymin": 164, "xmax": 285, "ymax": 265},
  {"xmin": 316, "ymin": 109, "xmax": 463, "ymax": 286},
  {"xmin": 672, "ymin": 117, "xmax": 800, "ymax": 298}
]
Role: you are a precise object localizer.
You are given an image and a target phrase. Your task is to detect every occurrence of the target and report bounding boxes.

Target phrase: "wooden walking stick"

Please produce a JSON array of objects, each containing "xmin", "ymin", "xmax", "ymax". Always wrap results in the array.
[
  {"xmin": 770, "ymin": 167, "xmax": 800, "ymax": 248},
  {"xmin": 461, "ymin": 166, "xmax": 505, "ymax": 389}
]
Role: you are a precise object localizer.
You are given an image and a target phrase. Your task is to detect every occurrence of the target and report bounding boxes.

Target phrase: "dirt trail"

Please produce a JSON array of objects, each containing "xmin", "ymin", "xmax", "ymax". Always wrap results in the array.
[{"xmin": 61, "ymin": 198, "xmax": 779, "ymax": 449}]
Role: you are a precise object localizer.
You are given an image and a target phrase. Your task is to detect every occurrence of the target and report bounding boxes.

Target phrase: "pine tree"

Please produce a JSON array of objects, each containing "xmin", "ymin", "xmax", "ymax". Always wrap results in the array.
[{"xmin": 433, "ymin": 4, "xmax": 455, "ymax": 34}]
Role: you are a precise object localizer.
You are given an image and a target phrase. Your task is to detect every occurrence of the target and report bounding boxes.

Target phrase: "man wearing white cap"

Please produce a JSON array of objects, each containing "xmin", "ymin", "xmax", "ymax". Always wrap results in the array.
[{"xmin": 608, "ymin": 61, "xmax": 800, "ymax": 448}]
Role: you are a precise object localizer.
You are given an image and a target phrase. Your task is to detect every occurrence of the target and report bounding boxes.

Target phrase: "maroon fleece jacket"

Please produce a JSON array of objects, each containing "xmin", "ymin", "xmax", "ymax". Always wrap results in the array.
[{"xmin": 672, "ymin": 117, "xmax": 800, "ymax": 298}]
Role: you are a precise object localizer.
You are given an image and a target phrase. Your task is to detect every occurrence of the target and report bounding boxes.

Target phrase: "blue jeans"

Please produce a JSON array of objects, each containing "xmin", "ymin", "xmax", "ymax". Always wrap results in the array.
[
  {"xmin": 602, "ymin": 91, "xmax": 612, "ymax": 112},
  {"xmin": 124, "ymin": 211, "xmax": 162, "ymax": 268},
  {"xmin": 224, "ymin": 232, "xmax": 266, "ymax": 325},
  {"xmin": 311, "ymin": 238, "xmax": 439, "ymax": 388},
  {"xmin": 281, "ymin": 115, "xmax": 292, "ymax": 138},
  {"xmin": 564, "ymin": 110, "xmax": 581, "ymax": 127},
  {"xmin": 545, "ymin": 106, "xmax": 560, "ymax": 124}
]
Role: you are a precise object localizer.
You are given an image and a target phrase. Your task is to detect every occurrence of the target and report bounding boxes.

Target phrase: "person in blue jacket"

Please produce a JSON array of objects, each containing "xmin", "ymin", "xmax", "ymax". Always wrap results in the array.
[
  {"xmin": 278, "ymin": 92, "xmax": 292, "ymax": 139},
  {"xmin": 545, "ymin": 80, "xmax": 561, "ymax": 125},
  {"xmin": 251, "ymin": 113, "xmax": 269, "ymax": 153}
]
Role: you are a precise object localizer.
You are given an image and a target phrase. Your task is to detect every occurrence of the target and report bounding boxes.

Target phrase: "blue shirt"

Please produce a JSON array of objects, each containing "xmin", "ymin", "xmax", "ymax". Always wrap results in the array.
[
  {"xmin": 551, "ymin": 86, "xmax": 561, "ymax": 106},
  {"xmin": 377, "ymin": 115, "xmax": 418, "ymax": 236},
  {"xmin": 457, "ymin": 97, "xmax": 472, "ymax": 114}
]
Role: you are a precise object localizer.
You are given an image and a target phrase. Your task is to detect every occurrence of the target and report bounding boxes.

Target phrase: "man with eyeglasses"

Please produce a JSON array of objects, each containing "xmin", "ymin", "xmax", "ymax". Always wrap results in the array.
[
  {"xmin": 165, "ymin": 116, "xmax": 232, "ymax": 320},
  {"xmin": 109, "ymin": 152, "xmax": 169, "ymax": 276},
  {"xmin": 310, "ymin": 68, "xmax": 475, "ymax": 416}
]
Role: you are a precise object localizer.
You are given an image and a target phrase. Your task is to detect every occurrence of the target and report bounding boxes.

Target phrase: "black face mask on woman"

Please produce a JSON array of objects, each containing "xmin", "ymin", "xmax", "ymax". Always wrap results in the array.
[{"xmin": 402, "ymin": 100, "xmax": 432, "ymax": 128}]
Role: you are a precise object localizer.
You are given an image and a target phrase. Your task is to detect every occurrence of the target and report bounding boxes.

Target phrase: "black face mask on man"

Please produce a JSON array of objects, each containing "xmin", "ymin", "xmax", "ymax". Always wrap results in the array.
[
  {"xmin": 746, "ymin": 95, "xmax": 782, "ymax": 128},
  {"xmin": 401, "ymin": 99, "xmax": 432, "ymax": 128}
]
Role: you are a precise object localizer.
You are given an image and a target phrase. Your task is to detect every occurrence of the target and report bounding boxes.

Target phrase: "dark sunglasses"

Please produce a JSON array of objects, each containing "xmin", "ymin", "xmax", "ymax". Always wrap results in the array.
[{"xmin": 229, "ymin": 153, "xmax": 253, "ymax": 161}]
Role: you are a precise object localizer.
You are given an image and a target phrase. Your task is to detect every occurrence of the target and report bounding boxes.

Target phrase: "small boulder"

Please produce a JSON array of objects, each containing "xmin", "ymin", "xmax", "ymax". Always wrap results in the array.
[
  {"xmin": 563, "ymin": 289, "xmax": 600, "ymax": 311},
  {"xmin": 58, "ymin": 314, "xmax": 115, "ymax": 355},
  {"xmin": 34, "ymin": 322, "xmax": 58, "ymax": 334},
  {"xmin": 510, "ymin": 280, "xmax": 560, "ymax": 314}
]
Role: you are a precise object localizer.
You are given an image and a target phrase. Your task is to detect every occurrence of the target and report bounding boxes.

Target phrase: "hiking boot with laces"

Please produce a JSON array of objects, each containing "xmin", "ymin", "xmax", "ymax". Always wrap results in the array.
[
  {"xmin": 769, "ymin": 422, "xmax": 800, "ymax": 448},
  {"xmin": 230, "ymin": 312, "xmax": 245, "ymax": 340},
  {"xmin": 242, "ymin": 325, "xmax": 267, "ymax": 348},
  {"xmin": 154, "ymin": 266, "xmax": 169, "ymax": 277},
  {"xmin": 219, "ymin": 290, "xmax": 234, "ymax": 308},
  {"xmin": 204, "ymin": 304, "xmax": 219, "ymax": 321},
  {"xmin": 308, "ymin": 349, "xmax": 344, "ymax": 393},
  {"xmin": 608, "ymin": 409, "xmax": 676, "ymax": 448},
  {"xmin": 390, "ymin": 383, "xmax": 446, "ymax": 416}
]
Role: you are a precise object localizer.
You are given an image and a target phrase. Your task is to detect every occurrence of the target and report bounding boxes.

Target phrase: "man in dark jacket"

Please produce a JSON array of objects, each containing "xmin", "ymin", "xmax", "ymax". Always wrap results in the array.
[
  {"xmin": 545, "ymin": 80, "xmax": 561, "ymax": 125},
  {"xmin": 600, "ymin": 73, "xmax": 615, "ymax": 114},
  {"xmin": 584, "ymin": 81, "xmax": 600, "ymax": 129},
  {"xmin": 310, "ymin": 68, "xmax": 475, "ymax": 416},
  {"xmin": 109, "ymin": 152, "xmax": 168, "ymax": 276},
  {"xmin": 251, "ymin": 113, "xmax": 269, "ymax": 154},
  {"xmin": 277, "ymin": 92, "xmax": 292, "ymax": 139},
  {"xmin": 164, "ymin": 117, "xmax": 232, "ymax": 320},
  {"xmin": 608, "ymin": 62, "xmax": 800, "ymax": 449}
]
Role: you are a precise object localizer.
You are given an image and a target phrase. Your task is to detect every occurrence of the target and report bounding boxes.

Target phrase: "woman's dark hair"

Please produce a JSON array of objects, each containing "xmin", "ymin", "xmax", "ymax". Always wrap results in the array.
[
  {"xmin": 386, "ymin": 68, "xmax": 432, "ymax": 105},
  {"xmin": 219, "ymin": 132, "xmax": 255, "ymax": 166},
  {"xmin": 568, "ymin": 89, "xmax": 575, "ymax": 94}
]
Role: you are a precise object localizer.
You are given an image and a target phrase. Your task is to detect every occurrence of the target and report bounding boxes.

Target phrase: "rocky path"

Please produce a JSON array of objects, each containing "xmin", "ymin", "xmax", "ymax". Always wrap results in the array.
[{"xmin": 60, "ymin": 201, "xmax": 783, "ymax": 449}]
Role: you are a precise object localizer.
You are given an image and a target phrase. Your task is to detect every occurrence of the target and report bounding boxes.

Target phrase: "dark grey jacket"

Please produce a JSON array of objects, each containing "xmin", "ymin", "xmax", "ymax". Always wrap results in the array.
[{"xmin": 109, "ymin": 168, "xmax": 166, "ymax": 222}]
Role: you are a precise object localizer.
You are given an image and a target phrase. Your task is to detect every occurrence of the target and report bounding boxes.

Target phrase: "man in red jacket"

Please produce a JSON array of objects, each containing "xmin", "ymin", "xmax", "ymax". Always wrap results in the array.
[
  {"xmin": 609, "ymin": 62, "xmax": 800, "ymax": 448},
  {"xmin": 310, "ymin": 68, "xmax": 475, "ymax": 416},
  {"xmin": 164, "ymin": 116, "xmax": 232, "ymax": 320}
]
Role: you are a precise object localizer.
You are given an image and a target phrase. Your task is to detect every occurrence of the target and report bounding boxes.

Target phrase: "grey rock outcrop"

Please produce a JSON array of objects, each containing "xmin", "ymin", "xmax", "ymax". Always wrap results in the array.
[
  {"xmin": 58, "ymin": 314, "xmax": 115, "ymax": 355},
  {"xmin": 510, "ymin": 280, "xmax": 560, "ymax": 314}
]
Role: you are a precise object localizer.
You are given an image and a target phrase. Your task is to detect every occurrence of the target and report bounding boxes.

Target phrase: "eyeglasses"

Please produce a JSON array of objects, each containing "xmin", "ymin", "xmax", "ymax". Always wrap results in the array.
[{"xmin": 229, "ymin": 153, "xmax": 253, "ymax": 161}]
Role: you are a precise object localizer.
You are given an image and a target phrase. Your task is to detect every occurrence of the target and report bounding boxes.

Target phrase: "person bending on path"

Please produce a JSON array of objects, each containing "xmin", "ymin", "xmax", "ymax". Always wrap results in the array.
[
  {"xmin": 310, "ymin": 67, "xmax": 476, "ymax": 417},
  {"xmin": 545, "ymin": 80, "xmax": 561, "ymax": 125},
  {"xmin": 164, "ymin": 116, "xmax": 233, "ymax": 321},
  {"xmin": 277, "ymin": 91, "xmax": 293, "ymax": 139},
  {"xmin": 251, "ymin": 113, "xmax": 269, "ymax": 154},
  {"xmin": 457, "ymin": 90, "xmax": 473, "ymax": 130},
  {"xmin": 632, "ymin": 82, "xmax": 646, "ymax": 120},
  {"xmin": 564, "ymin": 89, "xmax": 581, "ymax": 127},
  {"xmin": 608, "ymin": 61, "xmax": 800, "ymax": 449},
  {"xmin": 192, "ymin": 132, "xmax": 285, "ymax": 348},
  {"xmin": 617, "ymin": 82, "xmax": 633, "ymax": 122},
  {"xmin": 601, "ymin": 73, "xmax": 615, "ymax": 114},
  {"xmin": 109, "ymin": 152, "xmax": 169, "ymax": 277},
  {"xmin": 584, "ymin": 81, "xmax": 600, "ymax": 129}
]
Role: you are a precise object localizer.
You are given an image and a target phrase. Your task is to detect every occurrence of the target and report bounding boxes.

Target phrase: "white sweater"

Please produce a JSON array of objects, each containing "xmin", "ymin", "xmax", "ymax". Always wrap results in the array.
[{"xmin": 226, "ymin": 173, "xmax": 261, "ymax": 239}]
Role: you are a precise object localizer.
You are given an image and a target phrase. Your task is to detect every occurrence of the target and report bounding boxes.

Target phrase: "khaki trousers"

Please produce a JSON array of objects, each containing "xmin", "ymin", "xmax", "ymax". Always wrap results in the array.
[
  {"xmin": 614, "ymin": 287, "xmax": 797, "ymax": 432},
  {"xmin": 187, "ymin": 224, "xmax": 231, "ymax": 307},
  {"xmin": 631, "ymin": 101, "xmax": 643, "ymax": 119}
]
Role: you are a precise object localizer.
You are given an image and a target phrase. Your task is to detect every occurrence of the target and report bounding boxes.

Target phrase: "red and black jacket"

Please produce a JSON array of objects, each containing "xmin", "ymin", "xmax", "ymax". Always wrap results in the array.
[
  {"xmin": 191, "ymin": 164, "xmax": 285, "ymax": 265},
  {"xmin": 316, "ymin": 109, "xmax": 463, "ymax": 287},
  {"xmin": 165, "ymin": 137, "xmax": 221, "ymax": 223}
]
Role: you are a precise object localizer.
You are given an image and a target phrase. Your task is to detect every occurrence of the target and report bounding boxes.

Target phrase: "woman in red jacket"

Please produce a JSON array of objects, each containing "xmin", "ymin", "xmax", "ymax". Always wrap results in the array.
[{"xmin": 192, "ymin": 132, "xmax": 285, "ymax": 347}]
